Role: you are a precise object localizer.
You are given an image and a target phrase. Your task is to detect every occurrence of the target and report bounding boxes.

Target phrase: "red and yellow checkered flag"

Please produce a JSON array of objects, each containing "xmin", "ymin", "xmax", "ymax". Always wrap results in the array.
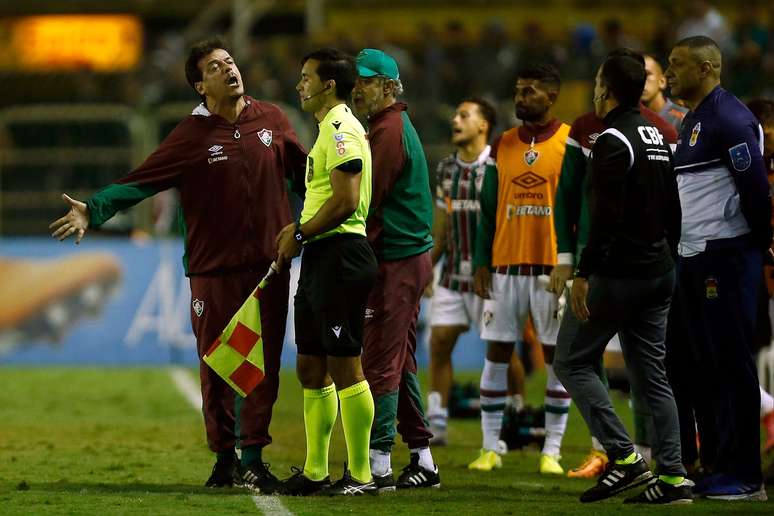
[{"xmin": 203, "ymin": 262, "xmax": 278, "ymax": 397}]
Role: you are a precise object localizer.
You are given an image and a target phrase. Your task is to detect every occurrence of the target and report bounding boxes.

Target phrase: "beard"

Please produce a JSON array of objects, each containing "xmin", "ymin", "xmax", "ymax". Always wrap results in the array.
[{"xmin": 515, "ymin": 105, "xmax": 545, "ymax": 123}]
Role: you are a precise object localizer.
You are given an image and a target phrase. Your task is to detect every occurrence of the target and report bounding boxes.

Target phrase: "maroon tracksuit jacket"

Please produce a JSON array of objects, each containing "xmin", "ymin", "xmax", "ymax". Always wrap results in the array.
[{"xmin": 87, "ymin": 96, "xmax": 307, "ymax": 452}]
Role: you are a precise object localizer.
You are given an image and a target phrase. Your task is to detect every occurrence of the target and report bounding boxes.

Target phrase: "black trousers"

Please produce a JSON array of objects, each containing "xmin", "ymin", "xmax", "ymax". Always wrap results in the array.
[{"xmin": 677, "ymin": 237, "xmax": 763, "ymax": 484}]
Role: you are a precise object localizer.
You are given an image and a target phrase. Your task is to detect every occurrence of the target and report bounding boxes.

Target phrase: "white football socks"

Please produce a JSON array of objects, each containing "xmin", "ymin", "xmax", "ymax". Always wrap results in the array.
[{"xmin": 480, "ymin": 359, "xmax": 508, "ymax": 452}]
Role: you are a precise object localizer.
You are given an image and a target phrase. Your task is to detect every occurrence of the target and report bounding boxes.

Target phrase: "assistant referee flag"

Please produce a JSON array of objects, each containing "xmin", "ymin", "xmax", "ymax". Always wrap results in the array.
[{"xmin": 203, "ymin": 263, "xmax": 278, "ymax": 397}]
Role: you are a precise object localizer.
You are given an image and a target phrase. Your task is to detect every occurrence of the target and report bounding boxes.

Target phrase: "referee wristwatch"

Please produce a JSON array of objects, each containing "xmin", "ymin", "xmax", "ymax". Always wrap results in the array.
[{"xmin": 293, "ymin": 222, "xmax": 305, "ymax": 243}]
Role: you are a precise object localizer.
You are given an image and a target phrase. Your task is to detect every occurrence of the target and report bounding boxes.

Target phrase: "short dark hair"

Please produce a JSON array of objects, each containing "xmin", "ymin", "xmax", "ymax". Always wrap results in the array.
[
  {"xmin": 185, "ymin": 36, "xmax": 231, "ymax": 103},
  {"xmin": 673, "ymin": 35, "xmax": 722, "ymax": 75},
  {"xmin": 516, "ymin": 63, "xmax": 561, "ymax": 92},
  {"xmin": 600, "ymin": 55, "xmax": 646, "ymax": 108},
  {"xmin": 675, "ymin": 35, "xmax": 720, "ymax": 52},
  {"xmin": 747, "ymin": 98, "xmax": 774, "ymax": 126},
  {"xmin": 301, "ymin": 48, "xmax": 356, "ymax": 100},
  {"xmin": 641, "ymin": 52, "xmax": 663, "ymax": 71},
  {"xmin": 462, "ymin": 96, "xmax": 497, "ymax": 139},
  {"xmin": 607, "ymin": 47, "xmax": 645, "ymax": 67}
]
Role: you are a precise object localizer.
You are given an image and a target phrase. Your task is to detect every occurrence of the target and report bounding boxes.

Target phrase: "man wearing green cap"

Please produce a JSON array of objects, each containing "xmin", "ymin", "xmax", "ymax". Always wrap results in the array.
[{"xmin": 352, "ymin": 48, "xmax": 439, "ymax": 491}]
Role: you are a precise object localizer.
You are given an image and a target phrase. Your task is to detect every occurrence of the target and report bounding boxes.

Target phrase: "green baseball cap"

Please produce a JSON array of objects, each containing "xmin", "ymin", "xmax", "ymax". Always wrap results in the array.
[{"xmin": 356, "ymin": 48, "xmax": 400, "ymax": 80}]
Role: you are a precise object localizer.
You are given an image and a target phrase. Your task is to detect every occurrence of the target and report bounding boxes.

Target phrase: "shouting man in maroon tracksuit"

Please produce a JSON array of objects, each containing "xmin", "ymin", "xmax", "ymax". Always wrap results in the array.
[{"xmin": 49, "ymin": 37, "xmax": 307, "ymax": 493}]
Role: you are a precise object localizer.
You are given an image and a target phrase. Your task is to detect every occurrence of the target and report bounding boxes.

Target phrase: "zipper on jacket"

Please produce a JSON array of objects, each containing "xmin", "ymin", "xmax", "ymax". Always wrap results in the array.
[{"xmin": 235, "ymin": 123, "xmax": 252, "ymax": 263}]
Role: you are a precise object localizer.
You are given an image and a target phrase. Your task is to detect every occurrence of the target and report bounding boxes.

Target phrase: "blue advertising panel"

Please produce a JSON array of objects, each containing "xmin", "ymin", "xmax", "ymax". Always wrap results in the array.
[{"xmin": 0, "ymin": 238, "xmax": 486, "ymax": 369}]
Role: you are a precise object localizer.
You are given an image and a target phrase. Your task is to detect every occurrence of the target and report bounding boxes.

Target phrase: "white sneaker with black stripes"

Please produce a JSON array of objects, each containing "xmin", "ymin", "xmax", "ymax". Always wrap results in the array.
[
  {"xmin": 396, "ymin": 453, "xmax": 441, "ymax": 489},
  {"xmin": 580, "ymin": 454, "xmax": 653, "ymax": 502}
]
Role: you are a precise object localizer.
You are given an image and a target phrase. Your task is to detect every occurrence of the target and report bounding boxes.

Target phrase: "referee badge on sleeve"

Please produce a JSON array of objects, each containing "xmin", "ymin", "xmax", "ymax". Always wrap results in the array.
[{"xmin": 729, "ymin": 142, "xmax": 751, "ymax": 172}]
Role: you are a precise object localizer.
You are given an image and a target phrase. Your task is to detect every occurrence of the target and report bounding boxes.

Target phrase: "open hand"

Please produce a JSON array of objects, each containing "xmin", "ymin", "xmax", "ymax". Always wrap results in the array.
[{"xmin": 49, "ymin": 194, "xmax": 89, "ymax": 244}]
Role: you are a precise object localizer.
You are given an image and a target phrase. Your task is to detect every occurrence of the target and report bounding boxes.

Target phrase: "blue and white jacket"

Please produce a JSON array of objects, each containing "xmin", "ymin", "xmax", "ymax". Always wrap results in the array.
[{"xmin": 674, "ymin": 86, "xmax": 771, "ymax": 257}]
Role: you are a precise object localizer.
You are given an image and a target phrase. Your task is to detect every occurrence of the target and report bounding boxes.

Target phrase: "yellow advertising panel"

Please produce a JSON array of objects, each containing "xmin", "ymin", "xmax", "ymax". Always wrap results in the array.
[{"xmin": 8, "ymin": 15, "xmax": 142, "ymax": 72}]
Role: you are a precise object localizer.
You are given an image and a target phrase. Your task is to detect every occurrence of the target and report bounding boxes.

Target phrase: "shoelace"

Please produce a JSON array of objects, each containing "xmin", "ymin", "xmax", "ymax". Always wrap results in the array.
[
  {"xmin": 401, "ymin": 457, "xmax": 421, "ymax": 473},
  {"xmin": 245, "ymin": 462, "xmax": 273, "ymax": 478},
  {"xmin": 287, "ymin": 465, "xmax": 304, "ymax": 479}
]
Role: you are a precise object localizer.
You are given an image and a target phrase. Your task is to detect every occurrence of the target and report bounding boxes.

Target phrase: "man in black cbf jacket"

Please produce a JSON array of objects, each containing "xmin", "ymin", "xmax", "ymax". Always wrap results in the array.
[{"xmin": 554, "ymin": 53, "xmax": 692, "ymax": 505}]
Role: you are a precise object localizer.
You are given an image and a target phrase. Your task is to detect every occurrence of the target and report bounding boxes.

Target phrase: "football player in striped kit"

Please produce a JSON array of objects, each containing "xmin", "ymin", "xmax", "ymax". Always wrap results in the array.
[{"xmin": 425, "ymin": 98, "xmax": 498, "ymax": 445}]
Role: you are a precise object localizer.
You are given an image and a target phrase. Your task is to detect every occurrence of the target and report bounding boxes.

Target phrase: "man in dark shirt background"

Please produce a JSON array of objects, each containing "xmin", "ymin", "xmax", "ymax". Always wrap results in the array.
[
  {"xmin": 49, "ymin": 36, "xmax": 307, "ymax": 493},
  {"xmin": 554, "ymin": 54, "xmax": 690, "ymax": 505}
]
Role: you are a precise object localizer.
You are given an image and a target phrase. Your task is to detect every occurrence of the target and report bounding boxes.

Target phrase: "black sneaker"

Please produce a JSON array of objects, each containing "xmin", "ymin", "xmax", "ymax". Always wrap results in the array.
[
  {"xmin": 205, "ymin": 456, "xmax": 240, "ymax": 488},
  {"xmin": 317, "ymin": 468, "xmax": 378, "ymax": 496},
  {"xmin": 624, "ymin": 479, "xmax": 694, "ymax": 504},
  {"xmin": 580, "ymin": 455, "xmax": 653, "ymax": 502},
  {"xmin": 275, "ymin": 466, "xmax": 330, "ymax": 496},
  {"xmin": 240, "ymin": 462, "xmax": 280, "ymax": 494},
  {"xmin": 373, "ymin": 471, "xmax": 396, "ymax": 492},
  {"xmin": 396, "ymin": 454, "xmax": 441, "ymax": 489}
]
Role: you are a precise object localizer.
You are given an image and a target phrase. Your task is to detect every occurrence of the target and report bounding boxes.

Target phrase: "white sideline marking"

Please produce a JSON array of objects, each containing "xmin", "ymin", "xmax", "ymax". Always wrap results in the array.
[
  {"xmin": 253, "ymin": 495, "xmax": 293, "ymax": 516},
  {"xmin": 169, "ymin": 367, "xmax": 202, "ymax": 409},
  {"xmin": 168, "ymin": 367, "xmax": 293, "ymax": 516}
]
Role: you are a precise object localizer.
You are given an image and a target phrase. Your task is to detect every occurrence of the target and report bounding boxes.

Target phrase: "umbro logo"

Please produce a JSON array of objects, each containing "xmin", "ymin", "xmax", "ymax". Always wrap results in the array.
[
  {"xmin": 512, "ymin": 171, "xmax": 546, "ymax": 189},
  {"xmin": 332, "ymin": 121, "xmax": 341, "ymax": 130},
  {"xmin": 207, "ymin": 144, "xmax": 227, "ymax": 164},
  {"xmin": 332, "ymin": 325, "xmax": 342, "ymax": 338}
]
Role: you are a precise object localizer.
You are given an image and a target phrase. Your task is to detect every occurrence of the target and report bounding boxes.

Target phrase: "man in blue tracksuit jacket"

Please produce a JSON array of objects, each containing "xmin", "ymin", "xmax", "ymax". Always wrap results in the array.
[{"xmin": 666, "ymin": 35, "xmax": 771, "ymax": 500}]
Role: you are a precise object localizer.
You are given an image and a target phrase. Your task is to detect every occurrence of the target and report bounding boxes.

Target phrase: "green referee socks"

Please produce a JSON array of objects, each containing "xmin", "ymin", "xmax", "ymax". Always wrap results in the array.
[
  {"xmin": 615, "ymin": 452, "xmax": 638, "ymax": 465},
  {"xmin": 658, "ymin": 475, "xmax": 685, "ymax": 486},
  {"xmin": 303, "ymin": 384, "xmax": 338, "ymax": 481},
  {"xmin": 338, "ymin": 380, "xmax": 375, "ymax": 483}
]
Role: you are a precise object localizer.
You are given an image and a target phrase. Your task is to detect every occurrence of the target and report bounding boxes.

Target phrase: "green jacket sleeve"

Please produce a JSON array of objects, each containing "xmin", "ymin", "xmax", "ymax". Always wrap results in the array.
[
  {"xmin": 554, "ymin": 143, "xmax": 586, "ymax": 261},
  {"xmin": 473, "ymin": 160, "xmax": 498, "ymax": 270},
  {"xmin": 87, "ymin": 183, "xmax": 161, "ymax": 227}
]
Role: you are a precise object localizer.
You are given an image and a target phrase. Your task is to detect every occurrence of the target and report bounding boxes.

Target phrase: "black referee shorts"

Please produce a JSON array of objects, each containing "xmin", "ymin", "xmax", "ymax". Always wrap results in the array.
[{"xmin": 295, "ymin": 233, "xmax": 377, "ymax": 357}]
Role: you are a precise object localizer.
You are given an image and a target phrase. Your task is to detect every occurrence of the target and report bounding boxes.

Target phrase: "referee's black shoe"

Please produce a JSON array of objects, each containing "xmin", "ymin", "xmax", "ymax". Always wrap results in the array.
[
  {"xmin": 317, "ymin": 467, "xmax": 378, "ymax": 496},
  {"xmin": 275, "ymin": 466, "xmax": 330, "ymax": 496},
  {"xmin": 204, "ymin": 455, "xmax": 240, "ymax": 488},
  {"xmin": 580, "ymin": 454, "xmax": 653, "ymax": 502},
  {"xmin": 396, "ymin": 453, "xmax": 441, "ymax": 489},
  {"xmin": 240, "ymin": 461, "xmax": 280, "ymax": 494}
]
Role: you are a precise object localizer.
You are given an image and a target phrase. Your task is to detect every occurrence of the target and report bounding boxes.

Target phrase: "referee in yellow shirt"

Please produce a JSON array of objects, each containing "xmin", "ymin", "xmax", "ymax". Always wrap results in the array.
[{"xmin": 275, "ymin": 48, "xmax": 378, "ymax": 496}]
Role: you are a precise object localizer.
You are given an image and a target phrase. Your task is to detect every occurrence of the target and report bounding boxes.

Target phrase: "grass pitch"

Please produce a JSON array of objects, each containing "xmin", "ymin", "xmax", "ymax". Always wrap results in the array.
[{"xmin": 0, "ymin": 367, "xmax": 770, "ymax": 515}]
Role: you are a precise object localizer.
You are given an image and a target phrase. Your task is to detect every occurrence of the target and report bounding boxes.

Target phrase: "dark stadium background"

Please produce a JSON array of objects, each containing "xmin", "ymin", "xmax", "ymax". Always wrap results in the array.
[{"xmin": 1, "ymin": 0, "xmax": 772, "ymax": 388}]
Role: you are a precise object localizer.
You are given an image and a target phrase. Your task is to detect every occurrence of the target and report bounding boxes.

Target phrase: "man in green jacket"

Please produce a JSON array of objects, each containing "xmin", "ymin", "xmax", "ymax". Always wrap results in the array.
[{"xmin": 352, "ymin": 48, "xmax": 439, "ymax": 491}]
